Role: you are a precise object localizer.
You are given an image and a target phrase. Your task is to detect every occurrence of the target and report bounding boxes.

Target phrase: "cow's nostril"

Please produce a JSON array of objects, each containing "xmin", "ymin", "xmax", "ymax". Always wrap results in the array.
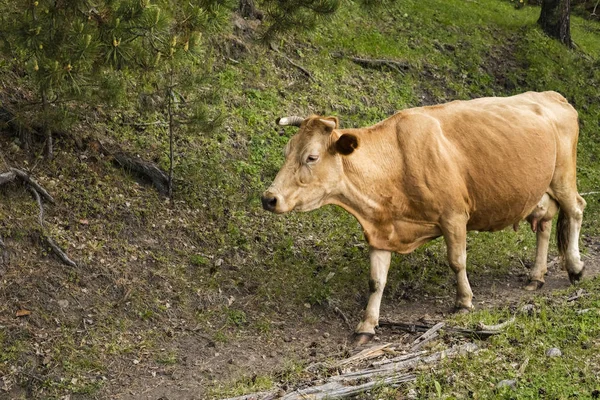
[{"xmin": 261, "ymin": 195, "xmax": 278, "ymax": 211}]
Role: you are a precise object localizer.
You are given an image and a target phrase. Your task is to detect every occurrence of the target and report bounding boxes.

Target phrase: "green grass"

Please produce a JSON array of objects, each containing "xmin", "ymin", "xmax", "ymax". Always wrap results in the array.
[
  {"xmin": 412, "ymin": 277, "xmax": 600, "ymax": 399},
  {"xmin": 1, "ymin": 0, "xmax": 600, "ymax": 398}
]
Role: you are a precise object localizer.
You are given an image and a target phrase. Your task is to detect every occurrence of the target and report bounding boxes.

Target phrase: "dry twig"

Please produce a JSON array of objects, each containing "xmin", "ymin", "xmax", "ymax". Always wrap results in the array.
[
  {"xmin": 476, "ymin": 316, "xmax": 515, "ymax": 332},
  {"xmin": 410, "ymin": 321, "xmax": 445, "ymax": 351},
  {"xmin": 333, "ymin": 306, "xmax": 352, "ymax": 330},
  {"xmin": 379, "ymin": 320, "xmax": 499, "ymax": 339}
]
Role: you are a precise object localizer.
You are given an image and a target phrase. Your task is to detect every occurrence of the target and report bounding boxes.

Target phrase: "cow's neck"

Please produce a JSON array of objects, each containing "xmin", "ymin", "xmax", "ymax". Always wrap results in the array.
[{"xmin": 329, "ymin": 130, "xmax": 442, "ymax": 253}]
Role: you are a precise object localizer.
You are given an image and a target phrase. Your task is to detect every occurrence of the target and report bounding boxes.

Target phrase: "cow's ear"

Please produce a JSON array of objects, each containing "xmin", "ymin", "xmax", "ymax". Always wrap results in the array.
[
  {"xmin": 335, "ymin": 133, "xmax": 359, "ymax": 155},
  {"xmin": 319, "ymin": 116, "xmax": 339, "ymax": 132}
]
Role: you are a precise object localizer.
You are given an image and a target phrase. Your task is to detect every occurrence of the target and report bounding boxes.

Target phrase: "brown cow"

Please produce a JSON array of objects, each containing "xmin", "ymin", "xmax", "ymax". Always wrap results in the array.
[{"xmin": 261, "ymin": 91, "xmax": 585, "ymax": 344}]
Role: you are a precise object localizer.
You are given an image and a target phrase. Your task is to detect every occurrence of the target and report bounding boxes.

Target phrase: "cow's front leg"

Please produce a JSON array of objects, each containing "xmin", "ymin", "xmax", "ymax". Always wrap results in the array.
[
  {"xmin": 355, "ymin": 248, "xmax": 391, "ymax": 344},
  {"xmin": 442, "ymin": 222, "xmax": 473, "ymax": 311}
]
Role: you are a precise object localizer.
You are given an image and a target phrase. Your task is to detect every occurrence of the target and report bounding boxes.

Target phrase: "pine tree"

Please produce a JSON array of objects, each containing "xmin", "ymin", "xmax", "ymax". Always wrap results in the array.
[
  {"xmin": 129, "ymin": 0, "xmax": 229, "ymax": 197},
  {"xmin": 0, "ymin": 0, "xmax": 101, "ymax": 159}
]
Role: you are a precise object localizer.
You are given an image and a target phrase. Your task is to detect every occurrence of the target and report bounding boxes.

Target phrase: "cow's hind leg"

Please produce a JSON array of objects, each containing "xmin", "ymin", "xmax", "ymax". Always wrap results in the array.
[
  {"xmin": 442, "ymin": 220, "xmax": 473, "ymax": 311},
  {"xmin": 524, "ymin": 195, "xmax": 558, "ymax": 291},
  {"xmin": 355, "ymin": 248, "xmax": 391, "ymax": 345},
  {"xmin": 555, "ymin": 191, "xmax": 586, "ymax": 283},
  {"xmin": 524, "ymin": 219, "xmax": 552, "ymax": 291}
]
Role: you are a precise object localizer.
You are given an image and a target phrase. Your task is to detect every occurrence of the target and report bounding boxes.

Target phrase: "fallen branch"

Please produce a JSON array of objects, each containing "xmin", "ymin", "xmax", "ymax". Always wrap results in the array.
[
  {"xmin": 476, "ymin": 316, "xmax": 515, "ymax": 332},
  {"xmin": 410, "ymin": 322, "xmax": 445, "ymax": 351},
  {"xmin": 113, "ymin": 152, "xmax": 169, "ymax": 196},
  {"xmin": 223, "ymin": 343, "xmax": 478, "ymax": 400},
  {"xmin": 581, "ymin": 191, "xmax": 600, "ymax": 196},
  {"xmin": 281, "ymin": 373, "xmax": 416, "ymax": 399},
  {"xmin": 372, "ymin": 350, "xmax": 428, "ymax": 367},
  {"xmin": 567, "ymin": 288, "xmax": 586, "ymax": 302},
  {"xmin": 334, "ymin": 343, "xmax": 392, "ymax": 367},
  {"xmin": 379, "ymin": 320, "xmax": 499, "ymax": 339}
]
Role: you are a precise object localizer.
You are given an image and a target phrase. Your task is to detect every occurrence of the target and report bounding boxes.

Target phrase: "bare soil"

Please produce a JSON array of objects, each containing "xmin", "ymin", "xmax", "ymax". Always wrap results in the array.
[{"xmin": 105, "ymin": 237, "xmax": 600, "ymax": 400}]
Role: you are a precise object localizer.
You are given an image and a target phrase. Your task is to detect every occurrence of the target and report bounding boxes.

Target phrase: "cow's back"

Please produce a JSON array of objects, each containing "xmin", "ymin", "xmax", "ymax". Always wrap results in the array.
[{"xmin": 394, "ymin": 91, "xmax": 575, "ymax": 232}]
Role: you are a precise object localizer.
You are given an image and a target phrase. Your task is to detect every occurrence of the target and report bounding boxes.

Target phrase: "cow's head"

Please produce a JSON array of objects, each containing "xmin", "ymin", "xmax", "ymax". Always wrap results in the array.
[{"xmin": 261, "ymin": 115, "xmax": 359, "ymax": 213}]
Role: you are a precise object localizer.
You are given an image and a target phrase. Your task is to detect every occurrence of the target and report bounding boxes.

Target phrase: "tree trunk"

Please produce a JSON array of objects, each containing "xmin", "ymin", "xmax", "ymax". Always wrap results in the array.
[
  {"xmin": 239, "ymin": 0, "xmax": 263, "ymax": 20},
  {"xmin": 41, "ymin": 91, "xmax": 53, "ymax": 160},
  {"xmin": 538, "ymin": 0, "xmax": 573, "ymax": 47}
]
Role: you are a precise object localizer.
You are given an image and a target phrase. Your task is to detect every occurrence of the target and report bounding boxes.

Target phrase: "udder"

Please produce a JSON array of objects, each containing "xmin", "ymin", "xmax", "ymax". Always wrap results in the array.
[{"xmin": 525, "ymin": 193, "xmax": 558, "ymax": 232}]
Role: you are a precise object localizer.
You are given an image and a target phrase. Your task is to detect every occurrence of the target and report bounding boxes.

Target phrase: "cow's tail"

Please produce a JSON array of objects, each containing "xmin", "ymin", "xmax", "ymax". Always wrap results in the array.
[{"xmin": 556, "ymin": 207, "xmax": 569, "ymax": 269}]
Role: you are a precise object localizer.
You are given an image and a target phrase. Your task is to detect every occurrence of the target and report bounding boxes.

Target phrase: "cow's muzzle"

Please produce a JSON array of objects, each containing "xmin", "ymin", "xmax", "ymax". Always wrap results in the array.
[{"xmin": 261, "ymin": 193, "xmax": 279, "ymax": 212}]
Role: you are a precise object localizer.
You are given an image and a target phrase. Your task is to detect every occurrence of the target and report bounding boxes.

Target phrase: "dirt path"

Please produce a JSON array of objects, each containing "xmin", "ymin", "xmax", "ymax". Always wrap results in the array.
[{"xmin": 107, "ymin": 237, "xmax": 600, "ymax": 400}]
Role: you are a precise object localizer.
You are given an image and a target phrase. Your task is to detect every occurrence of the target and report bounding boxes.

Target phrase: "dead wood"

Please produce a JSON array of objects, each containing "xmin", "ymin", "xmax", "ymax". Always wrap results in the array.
[
  {"xmin": 371, "ymin": 350, "xmax": 428, "ymax": 367},
  {"xmin": 88, "ymin": 139, "xmax": 169, "ymax": 196},
  {"xmin": 113, "ymin": 152, "xmax": 169, "ymax": 196},
  {"xmin": 223, "ymin": 342, "xmax": 478, "ymax": 400},
  {"xmin": 379, "ymin": 320, "xmax": 500, "ymax": 339},
  {"xmin": 477, "ymin": 316, "xmax": 515, "ymax": 332},
  {"xmin": 410, "ymin": 322, "xmax": 445, "ymax": 351},
  {"xmin": 334, "ymin": 343, "xmax": 392, "ymax": 367},
  {"xmin": 280, "ymin": 373, "xmax": 416, "ymax": 399},
  {"xmin": 567, "ymin": 288, "xmax": 586, "ymax": 302}
]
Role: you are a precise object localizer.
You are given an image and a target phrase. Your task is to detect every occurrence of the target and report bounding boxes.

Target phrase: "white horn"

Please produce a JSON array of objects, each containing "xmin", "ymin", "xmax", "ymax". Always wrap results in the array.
[{"xmin": 277, "ymin": 116, "xmax": 305, "ymax": 127}]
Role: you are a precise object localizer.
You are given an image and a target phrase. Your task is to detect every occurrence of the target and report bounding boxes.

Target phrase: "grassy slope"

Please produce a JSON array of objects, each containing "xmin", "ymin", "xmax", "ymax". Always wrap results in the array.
[
  {"xmin": 0, "ymin": 0, "xmax": 600, "ymax": 398},
  {"xmin": 414, "ymin": 279, "xmax": 600, "ymax": 399}
]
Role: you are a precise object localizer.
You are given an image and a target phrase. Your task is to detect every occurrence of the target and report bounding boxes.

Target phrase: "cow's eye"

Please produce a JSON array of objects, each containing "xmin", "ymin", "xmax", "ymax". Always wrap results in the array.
[{"xmin": 306, "ymin": 155, "xmax": 319, "ymax": 163}]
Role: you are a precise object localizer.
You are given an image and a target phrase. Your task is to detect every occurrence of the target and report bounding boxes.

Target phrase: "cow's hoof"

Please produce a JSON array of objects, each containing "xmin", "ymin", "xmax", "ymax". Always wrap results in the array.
[
  {"xmin": 453, "ymin": 306, "xmax": 472, "ymax": 314},
  {"xmin": 523, "ymin": 279, "xmax": 544, "ymax": 291},
  {"xmin": 353, "ymin": 332, "xmax": 374, "ymax": 346},
  {"xmin": 568, "ymin": 267, "xmax": 585, "ymax": 284}
]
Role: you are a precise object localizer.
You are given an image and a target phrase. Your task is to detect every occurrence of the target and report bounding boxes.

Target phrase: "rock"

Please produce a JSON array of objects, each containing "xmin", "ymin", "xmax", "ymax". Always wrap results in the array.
[
  {"xmin": 520, "ymin": 304, "xmax": 535, "ymax": 315},
  {"xmin": 57, "ymin": 300, "xmax": 69, "ymax": 308},
  {"xmin": 496, "ymin": 379, "xmax": 517, "ymax": 389},
  {"xmin": 546, "ymin": 347, "xmax": 562, "ymax": 357},
  {"xmin": 323, "ymin": 332, "xmax": 330, "ymax": 339}
]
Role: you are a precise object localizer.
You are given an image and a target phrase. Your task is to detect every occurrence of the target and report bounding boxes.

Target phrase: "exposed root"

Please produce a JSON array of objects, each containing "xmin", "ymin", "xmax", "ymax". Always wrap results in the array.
[
  {"xmin": 113, "ymin": 152, "xmax": 169, "ymax": 196},
  {"xmin": 282, "ymin": 55, "xmax": 314, "ymax": 80},
  {"xmin": 333, "ymin": 306, "xmax": 352, "ymax": 330},
  {"xmin": 44, "ymin": 236, "xmax": 77, "ymax": 268},
  {"xmin": 87, "ymin": 139, "xmax": 169, "ymax": 196},
  {"xmin": 0, "ymin": 166, "xmax": 77, "ymax": 268}
]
